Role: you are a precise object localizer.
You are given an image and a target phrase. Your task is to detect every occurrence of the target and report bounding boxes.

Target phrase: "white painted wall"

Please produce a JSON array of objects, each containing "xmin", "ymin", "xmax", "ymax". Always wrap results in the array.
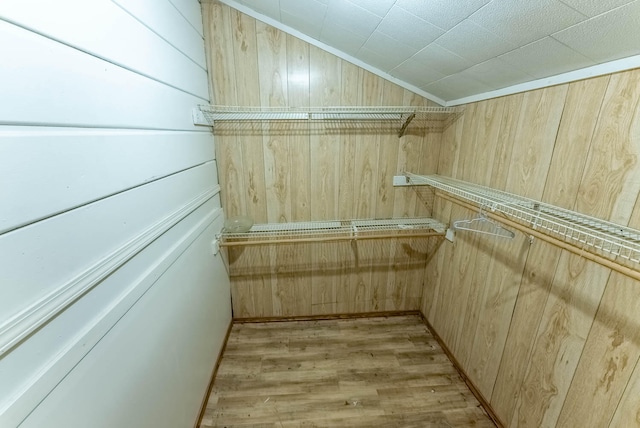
[{"xmin": 0, "ymin": 1, "xmax": 231, "ymax": 427}]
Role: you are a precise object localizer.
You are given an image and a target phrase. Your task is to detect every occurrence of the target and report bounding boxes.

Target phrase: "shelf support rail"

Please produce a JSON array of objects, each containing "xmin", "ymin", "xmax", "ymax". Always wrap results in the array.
[
  {"xmin": 219, "ymin": 217, "xmax": 447, "ymax": 247},
  {"xmin": 404, "ymin": 173, "xmax": 640, "ymax": 265},
  {"xmin": 398, "ymin": 112, "xmax": 416, "ymax": 137}
]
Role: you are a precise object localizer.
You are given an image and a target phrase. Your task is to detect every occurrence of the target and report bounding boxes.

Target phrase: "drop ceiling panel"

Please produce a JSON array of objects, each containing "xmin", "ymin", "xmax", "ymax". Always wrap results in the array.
[
  {"xmin": 552, "ymin": 1, "xmax": 640, "ymax": 63},
  {"xmin": 377, "ymin": 6, "xmax": 444, "ymax": 49},
  {"xmin": 468, "ymin": 0, "xmax": 587, "ymax": 46},
  {"xmin": 347, "ymin": 0, "xmax": 395, "ymax": 17},
  {"xmin": 410, "ymin": 44, "xmax": 472, "ymax": 76},
  {"xmin": 324, "ymin": 0, "xmax": 381, "ymax": 37},
  {"xmin": 435, "ymin": 20, "xmax": 516, "ymax": 63},
  {"xmin": 238, "ymin": 0, "xmax": 280, "ymax": 18},
  {"xmin": 459, "ymin": 57, "xmax": 533, "ymax": 88},
  {"xmin": 395, "ymin": 0, "xmax": 491, "ymax": 30},
  {"xmin": 499, "ymin": 37, "xmax": 595, "ymax": 79},
  {"xmin": 391, "ymin": 59, "xmax": 446, "ymax": 87},
  {"xmin": 281, "ymin": 10, "xmax": 323, "ymax": 39},
  {"xmin": 222, "ymin": 0, "xmax": 640, "ymax": 104},
  {"xmin": 357, "ymin": 47, "xmax": 403, "ymax": 72},
  {"xmin": 422, "ymin": 73, "xmax": 492, "ymax": 100},
  {"xmin": 559, "ymin": 0, "xmax": 635, "ymax": 17},
  {"xmin": 319, "ymin": 21, "xmax": 367, "ymax": 56},
  {"xmin": 280, "ymin": 0, "xmax": 327, "ymax": 23}
]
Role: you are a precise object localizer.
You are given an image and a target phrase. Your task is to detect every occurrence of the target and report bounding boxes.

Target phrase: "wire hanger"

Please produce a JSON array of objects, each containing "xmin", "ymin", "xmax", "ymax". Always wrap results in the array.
[{"xmin": 453, "ymin": 206, "xmax": 515, "ymax": 239}]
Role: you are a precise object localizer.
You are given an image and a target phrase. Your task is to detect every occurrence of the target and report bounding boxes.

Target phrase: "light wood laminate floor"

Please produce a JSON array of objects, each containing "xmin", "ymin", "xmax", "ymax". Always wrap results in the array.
[{"xmin": 200, "ymin": 314, "xmax": 496, "ymax": 427}]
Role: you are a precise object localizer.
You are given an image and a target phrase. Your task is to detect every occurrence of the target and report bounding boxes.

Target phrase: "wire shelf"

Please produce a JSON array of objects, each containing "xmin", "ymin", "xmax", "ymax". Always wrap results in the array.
[
  {"xmin": 405, "ymin": 173, "xmax": 640, "ymax": 264},
  {"xmin": 193, "ymin": 105, "xmax": 462, "ymax": 135},
  {"xmin": 220, "ymin": 217, "xmax": 447, "ymax": 246}
]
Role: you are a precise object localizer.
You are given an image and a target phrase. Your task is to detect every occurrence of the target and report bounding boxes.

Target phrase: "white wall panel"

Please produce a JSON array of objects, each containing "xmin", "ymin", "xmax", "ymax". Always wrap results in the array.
[
  {"xmin": 0, "ymin": 0, "xmax": 227, "ymax": 426},
  {"xmin": 0, "ymin": 200, "xmax": 223, "ymax": 427},
  {"xmin": 169, "ymin": 0, "xmax": 205, "ymax": 37},
  {"xmin": 0, "ymin": 0, "xmax": 209, "ymax": 99},
  {"xmin": 0, "ymin": 161, "xmax": 217, "ymax": 326},
  {"xmin": 114, "ymin": 0, "xmax": 207, "ymax": 69},
  {"xmin": 0, "ymin": 20, "xmax": 204, "ymax": 130},
  {"xmin": 0, "ymin": 128, "xmax": 215, "ymax": 234}
]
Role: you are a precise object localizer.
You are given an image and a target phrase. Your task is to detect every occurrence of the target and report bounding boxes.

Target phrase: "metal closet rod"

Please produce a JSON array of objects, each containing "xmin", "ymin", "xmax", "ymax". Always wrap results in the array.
[{"xmin": 437, "ymin": 192, "xmax": 640, "ymax": 282}]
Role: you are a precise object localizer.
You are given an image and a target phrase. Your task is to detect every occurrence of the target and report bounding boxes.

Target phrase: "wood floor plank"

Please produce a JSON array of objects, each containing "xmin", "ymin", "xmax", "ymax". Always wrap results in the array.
[{"xmin": 200, "ymin": 315, "xmax": 495, "ymax": 427}]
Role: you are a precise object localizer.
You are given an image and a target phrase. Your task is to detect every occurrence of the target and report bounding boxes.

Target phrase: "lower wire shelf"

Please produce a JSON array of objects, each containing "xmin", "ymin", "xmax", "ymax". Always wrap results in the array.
[{"xmin": 219, "ymin": 217, "xmax": 447, "ymax": 247}]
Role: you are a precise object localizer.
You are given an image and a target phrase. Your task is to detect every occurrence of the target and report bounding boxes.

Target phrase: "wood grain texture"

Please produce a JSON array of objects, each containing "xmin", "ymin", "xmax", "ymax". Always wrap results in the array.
[
  {"xmin": 200, "ymin": 315, "xmax": 496, "ymax": 428},
  {"xmin": 489, "ymin": 93, "xmax": 523, "ymax": 189},
  {"xmin": 506, "ymin": 85, "xmax": 568, "ymax": 199},
  {"xmin": 422, "ymin": 68, "xmax": 640, "ymax": 428},
  {"xmin": 206, "ymin": 3, "xmax": 443, "ymax": 319},
  {"xmin": 287, "ymin": 35, "xmax": 311, "ymax": 222},
  {"xmin": 510, "ymin": 251, "xmax": 610, "ymax": 428},
  {"xmin": 257, "ymin": 21, "xmax": 291, "ymax": 224},
  {"xmin": 576, "ymin": 69, "xmax": 640, "ymax": 225},
  {"xmin": 542, "ymin": 76, "xmax": 609, "ymax": 209},
  {"xmin": 490, "ymin": 241, "xmax": 561, "ymax": 422},
  {"xmin": 375, "ymin": 81, "xmax": 403, "ymax": 218},
  {"xmin": 466, "ymin": 234, "xmax": 530, "ymax": 399},
  {"xmin": 557, "ymin": 272, "xmax": 640, "ymax": 427}
]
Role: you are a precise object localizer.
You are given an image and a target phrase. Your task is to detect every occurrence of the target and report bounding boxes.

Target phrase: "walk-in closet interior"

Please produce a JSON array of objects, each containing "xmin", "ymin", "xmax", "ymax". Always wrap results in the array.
[{"xmin": 2, "ymin": 0, "xmax": 640, "ymax": 427}]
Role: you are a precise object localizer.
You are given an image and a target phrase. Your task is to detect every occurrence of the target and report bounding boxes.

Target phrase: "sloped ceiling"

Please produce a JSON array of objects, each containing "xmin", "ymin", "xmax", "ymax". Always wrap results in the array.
[{"xmin": 217, "ymin": 0, "xmax": 640, "ymax": 105}]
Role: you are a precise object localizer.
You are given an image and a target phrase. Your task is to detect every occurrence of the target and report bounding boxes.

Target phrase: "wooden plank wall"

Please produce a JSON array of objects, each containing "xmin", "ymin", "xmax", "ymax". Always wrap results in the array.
[
  {"xmin": 423, "ymin": 69, "xmax": 640, "ymax": 427},
  {"xmin": 203, "ymin": 2, "xmax": 444, "ymax": 318}
]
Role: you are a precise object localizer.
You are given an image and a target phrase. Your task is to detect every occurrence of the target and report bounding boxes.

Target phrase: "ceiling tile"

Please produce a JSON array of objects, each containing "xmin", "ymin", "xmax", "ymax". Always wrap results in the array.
[
  {"xmin": 469, "ymin": 0, "xmax": 587, "ymax": 46},
  {"xmin": 411, "ymin": 44, "xmax": 472, "ymax": 75},
  {"xmin": 499, "ymin": 37, "xmax": 595, "ymax": 79},
  {"xmin": 553, "ymin": 1, "xmax": 640, "ymax": 63},
  {"xmin": 356, "ymin": 48, "xmax": 402, "ymax": 72},
  {"xmin": 240, "ymin": 0, "xmax": 281, "ymax": 19},
  {"xmin": 460, "ymin": 58, "xmax": 533, "ymax": 88},
  {"xmin": 319, "ymin": 21, "xmax": 368, "ymax": 56},
  {"xmin": 396, "ymin": 0, "xmax": 490, "ymax": 30},
  {"xmin": 435, "ymin": 20, "xmax": 516, "ymax": 64},
  {"xmin": 346, "ymin": 0, "xmax": 396, "ymax": 17},
  {"xmin": 359, "ymin": 31, "xmax": 419, "ymax": 69},
  {"xmin": 422, "ymin": 74, "xmax": 492, "ymax": 100},
  {"xmin": 377, "ymin": 6, "xmax": 445, "ymax": 49},
  {"xmin": 324, "ymin": 0, "xmax": 383, "ymax": 37},
  {"xmin": 558, "ymin": 0, "xmax": 635, "ymax": 17},
  {"xmin": 281, "ymin": 0, "xmax": 328, "ymax": 21},
  {"xmin": 391, "ymin": 59, "xmax": 446, "ymax": 86},
  {"xmin": 281, "ymin": 10, "xmax": 324, "ymax": 39}
]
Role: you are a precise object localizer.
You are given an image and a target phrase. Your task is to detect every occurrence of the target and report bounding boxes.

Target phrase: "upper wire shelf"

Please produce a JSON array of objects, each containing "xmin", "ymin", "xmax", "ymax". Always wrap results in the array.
[
  {"xmin": 401, "ymin": 173, "xmax": 640, "ymax": 264},
  {"xmin": 193, "ymin": 105, "xmax": 462, "ymax": 136},
  {"xmin": 220, "ymin": 217, "xmax": 447, "ymax": 246}
]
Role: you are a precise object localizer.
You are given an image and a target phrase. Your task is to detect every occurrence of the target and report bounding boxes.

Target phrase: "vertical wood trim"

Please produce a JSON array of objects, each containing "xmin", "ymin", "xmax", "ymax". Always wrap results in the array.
[{"xmin": 195, "ymin": 319, "xmax": 234, "ymax": 428}]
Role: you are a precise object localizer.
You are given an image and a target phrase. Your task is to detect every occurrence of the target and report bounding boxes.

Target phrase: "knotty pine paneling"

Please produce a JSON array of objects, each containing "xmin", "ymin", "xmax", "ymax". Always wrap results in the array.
[
  {"xmin": 204, "ymin": 2, "xmax": 443, "ymax": 318},
  {"xmin": 423, "ymin": 68, "xmax": 640, "ymax": 427}
]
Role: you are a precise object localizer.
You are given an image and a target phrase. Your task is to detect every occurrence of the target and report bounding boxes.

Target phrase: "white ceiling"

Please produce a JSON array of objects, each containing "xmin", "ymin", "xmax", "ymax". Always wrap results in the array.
[{"xmin": 218, "ymin": 0, "xmax": 640, "ymax": 105}]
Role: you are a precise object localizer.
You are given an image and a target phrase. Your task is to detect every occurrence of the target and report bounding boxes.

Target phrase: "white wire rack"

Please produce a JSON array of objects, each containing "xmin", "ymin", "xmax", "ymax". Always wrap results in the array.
[
  {"xmin": 220, "ymin": 217, "xmax": 447, "ymax": 246},
  {"xmin": 403, "ymin": 173, "xmax": 640, "ymax": 264},
  {"xmin": 193, "ymin": 105, "xmax": 462, "ymax": 136}
]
